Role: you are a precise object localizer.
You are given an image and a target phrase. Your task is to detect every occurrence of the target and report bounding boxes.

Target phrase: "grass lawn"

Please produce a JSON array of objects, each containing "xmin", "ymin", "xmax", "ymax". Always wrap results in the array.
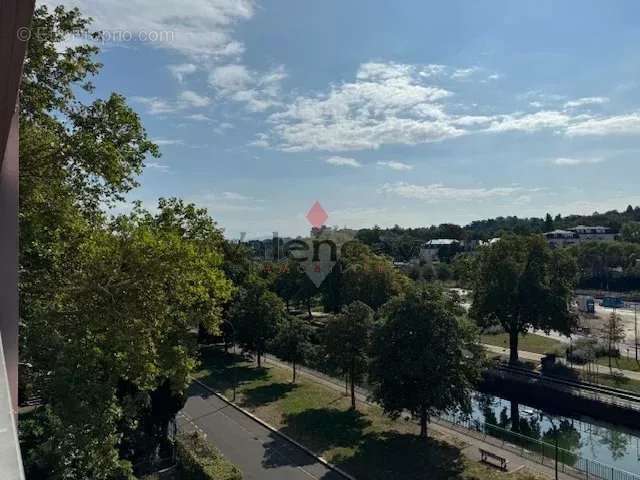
[
  {"xmin": 595, "ymin": 355, "xmax": 640, "ymax": 373},
  {"xmin": 480, "ymin": 333, "xmax": 565, "ymax": 356},
  {"xmin": 195, "ymin": 347, "xmax": 546, "ymax": 480},
  {"xmin": 589, "ymin": 372, "xmax": 640, "ymax": 393}
]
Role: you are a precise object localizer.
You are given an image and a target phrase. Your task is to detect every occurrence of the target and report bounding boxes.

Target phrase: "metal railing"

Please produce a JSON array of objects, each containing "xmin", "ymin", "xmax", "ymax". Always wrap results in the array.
[{"xmin": 435, "ymin": 414, "xmax": 640, "ymax": 480}]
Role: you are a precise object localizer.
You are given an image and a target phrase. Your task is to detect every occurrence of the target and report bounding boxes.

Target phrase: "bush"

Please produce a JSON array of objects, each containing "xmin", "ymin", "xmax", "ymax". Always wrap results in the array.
[
  {"xmin": 566, "ymin": 338, "xmax": 609, "ymax": 364},
  {"xmin": 176, "ymin": 432, "xmax": 242, "ymax": 480}
]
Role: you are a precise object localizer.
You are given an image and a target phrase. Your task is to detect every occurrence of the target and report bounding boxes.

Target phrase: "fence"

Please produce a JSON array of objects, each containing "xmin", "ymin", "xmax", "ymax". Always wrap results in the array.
[
  {"xmin": 435, "ymin": 414, "xmax": 640, "ymax": 480},
  {"xmin": 261, "ymin": 352, "xmax": 640, "ymax": 480}
]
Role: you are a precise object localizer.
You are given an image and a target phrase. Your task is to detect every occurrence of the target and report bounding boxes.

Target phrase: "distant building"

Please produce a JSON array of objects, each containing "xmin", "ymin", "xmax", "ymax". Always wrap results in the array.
[
  {"xmin": 568, "ymin": 225, "xmax": 616, "ymax": 242},
  {"xmin": 544, "ymin": 229, "xmax": 580, "ymax": 248},
  {"xmin": 419, "ymin": 239, "xmax": 460, "ymax": 263},
  {"xmin": 544, "ymin": 225, "xmax": 616, "ymax": 248}
]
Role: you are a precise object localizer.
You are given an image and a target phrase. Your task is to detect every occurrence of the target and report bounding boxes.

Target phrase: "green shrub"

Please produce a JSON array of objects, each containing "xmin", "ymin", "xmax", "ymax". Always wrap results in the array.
[{"xmin": 176, "ymin": 432, "xmax": 242, "ymax": 480}]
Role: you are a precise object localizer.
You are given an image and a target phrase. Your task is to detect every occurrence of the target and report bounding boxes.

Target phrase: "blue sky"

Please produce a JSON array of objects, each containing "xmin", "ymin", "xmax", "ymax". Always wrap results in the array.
[{"xmin": 45, "ymin": 0, "xmax": 640, "ymax": 238}]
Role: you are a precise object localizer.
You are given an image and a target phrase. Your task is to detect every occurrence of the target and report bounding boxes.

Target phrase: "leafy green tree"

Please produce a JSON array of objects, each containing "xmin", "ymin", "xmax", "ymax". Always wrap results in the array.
[
  {"xmin": 19, "ymin": 6, "xmax": 235, "ymax": 477},
  {"xmin": 22, "ymin": 202, "xmax": 233, "ymax": 479},
  {"xmin": 597, "ymin": 311, "xmax": 626, "ymax": 370},
  {"xmin": 274, "ymin": 260, "xmax": 302, "ymax": 312},
  {"xmin": 452, "ymin": 253, "xmax": 477, "ymax": 288},
  {"xmin": 231, "ymin": 284, "xmax": 285, "ymax": 367},
  {"xmin": 369, "ymin": 285, "xmax": 482, "ymax": 437},
  {"xmin": 471, "ymin": 235, "xmax": 578, "ymax": 363},
  {"xmin": 270, "ymin": 316, "xmax": 312, "ymax": 383},
  {"xmin": 323, "ymin": 301, "xmax": 374, "ymax": 409},
  {"xmin": 544, "ymin": 213, "xmax": 555, "ymax": 232},
  {"xmin": 622, "ymin": 222, "xmax": 640, "ymax": 243},
  {"xmin": 322, "ymin": 241, "xmax": 407, "ymax": 312}
]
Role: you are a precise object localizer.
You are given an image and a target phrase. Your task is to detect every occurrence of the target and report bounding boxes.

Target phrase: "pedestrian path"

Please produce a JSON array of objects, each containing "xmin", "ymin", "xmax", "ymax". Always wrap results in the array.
[
  {"xmin": 261, "ymin": 354, "xmax": 574, "ymax": 480},
  {"xmin": 483, "ymin": 344, "xmax": 640, "ymax": 382},
  {"xmin": 180, "ymin": 382, "xmax": 345, "ymax": 480}
]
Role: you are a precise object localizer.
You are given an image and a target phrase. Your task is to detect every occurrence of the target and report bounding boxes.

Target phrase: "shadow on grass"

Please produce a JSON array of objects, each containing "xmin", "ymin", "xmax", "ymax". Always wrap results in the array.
[
  {"xmin": 331, "ymin": 431, "xmax": 467, "ymax": 480},
  {"xmin": 240, "ymin": 382, "xmax": 298, "ymax": 408},
  {"xmin": 279, "ymin": 408, "xmax": 371, "ymax": 452},
  {"xmin": 261, "ymin": 408, "xmax": 370, "ymax": 473},
  {"xmin": 197, "ymin": 346, "xmax": 268, "ymax": 392}
]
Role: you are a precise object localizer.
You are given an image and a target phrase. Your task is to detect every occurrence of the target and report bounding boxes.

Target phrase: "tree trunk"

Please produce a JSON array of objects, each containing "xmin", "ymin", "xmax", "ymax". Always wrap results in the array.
[
  {"xmin": 349, "ymin": 364, "xmax": 356, "ymax": 410},
  {"xmin": 509, "ymin": 329, "xmax": 519, "ymax": 364},
  {"xmin": 419, "ymin": 405, "xmax": 428, "ymax": 438},
  {"xmin": 307, "ymin": 298, "xmax": 312, "ymax": 318},
  {"xmin": 257, "ymin": 351, "xmax": 262, "ymax": 368},
  {"xmin": 510, "ymin": 400, "xmax": 520, "ymax": 432},
  {"xmin": 292, "ymin": 360, "xmax": 297, "ymax": 383}
]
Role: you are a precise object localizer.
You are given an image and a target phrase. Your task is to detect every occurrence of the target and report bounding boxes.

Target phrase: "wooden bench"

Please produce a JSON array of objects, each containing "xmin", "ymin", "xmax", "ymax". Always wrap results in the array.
[{"xmin": 479, "ymin": 448, "xmax": 509, "ymax": 471}]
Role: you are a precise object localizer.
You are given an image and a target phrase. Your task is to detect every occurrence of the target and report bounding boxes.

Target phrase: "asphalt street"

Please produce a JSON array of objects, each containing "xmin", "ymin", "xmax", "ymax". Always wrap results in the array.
[{"xmin": 179, "ymin": 382, "xmax": 345, "ymax": 480}]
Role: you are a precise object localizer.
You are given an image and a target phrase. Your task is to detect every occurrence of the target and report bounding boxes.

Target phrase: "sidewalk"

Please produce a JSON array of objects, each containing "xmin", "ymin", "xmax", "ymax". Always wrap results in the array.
[
  {"xmin": 261, "ymin": 353, "xmax": 575, "ymax": 480},
  {"xmin": 483, "ymin": 344, "xmax": 640, "ymax": 382}
]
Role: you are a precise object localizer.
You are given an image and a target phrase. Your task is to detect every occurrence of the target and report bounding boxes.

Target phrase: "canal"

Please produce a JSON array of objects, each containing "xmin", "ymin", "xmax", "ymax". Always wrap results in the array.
[{"xmin": 466, "ymin": 392, "xmax": 640, "ymax": 474}]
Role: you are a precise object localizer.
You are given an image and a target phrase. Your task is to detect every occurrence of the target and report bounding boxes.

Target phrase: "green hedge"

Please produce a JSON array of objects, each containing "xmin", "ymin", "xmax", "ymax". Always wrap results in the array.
[{"xmin": 176, "ymin": 432, "xmax": 242, "ymax": 480}]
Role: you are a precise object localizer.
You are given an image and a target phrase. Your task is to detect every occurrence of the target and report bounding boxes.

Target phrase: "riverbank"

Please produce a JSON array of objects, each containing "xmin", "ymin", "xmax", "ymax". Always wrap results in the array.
[{"xmin": 195, "ymin": 346, "xmax": 559, "ymax": 480}]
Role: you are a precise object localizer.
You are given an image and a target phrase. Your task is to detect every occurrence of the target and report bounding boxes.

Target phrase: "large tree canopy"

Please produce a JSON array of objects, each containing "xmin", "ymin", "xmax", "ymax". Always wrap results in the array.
[
  {"xmin": 470, "ymin": 235, "xmax": 577, "ymax": 363},
  {"xmin": 322, "ymin": 241, "xmax": 408, "ymax": 312},
  {"xmin": 19, "ymin": 6, "xmax": 234, "ymax": 478},
  {"xmin": 369, "ymin": 285, "xmax": 482, "ymax": 438}
]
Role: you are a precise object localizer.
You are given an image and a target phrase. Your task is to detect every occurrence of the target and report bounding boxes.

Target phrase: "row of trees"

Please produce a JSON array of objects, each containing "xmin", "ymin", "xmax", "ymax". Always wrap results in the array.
[
  {"xmin": 225, "ymin": 233, "xmax": 579, "ymax": 432},
  {"xmin": 228, "ymin": 276, "xmax": 483, "ymax": 438}
]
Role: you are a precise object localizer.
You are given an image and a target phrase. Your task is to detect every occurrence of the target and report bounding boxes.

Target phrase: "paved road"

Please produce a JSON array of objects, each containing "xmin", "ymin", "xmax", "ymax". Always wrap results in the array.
[{"xmin": 179, "ymin": 382, "xmax": 344, "ymax": 480}]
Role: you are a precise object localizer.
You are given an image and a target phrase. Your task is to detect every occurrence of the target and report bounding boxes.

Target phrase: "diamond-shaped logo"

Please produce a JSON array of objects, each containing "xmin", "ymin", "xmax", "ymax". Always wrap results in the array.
[{"xmin": 306, "ymin": 201, "xmax": 328, "ymax": 228}]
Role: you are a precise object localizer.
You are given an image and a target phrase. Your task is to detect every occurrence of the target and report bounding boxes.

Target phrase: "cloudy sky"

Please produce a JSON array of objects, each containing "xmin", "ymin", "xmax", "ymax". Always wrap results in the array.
[{"xmin": 43, "ymin": 0, "xmax": 640, "ymax": 238}]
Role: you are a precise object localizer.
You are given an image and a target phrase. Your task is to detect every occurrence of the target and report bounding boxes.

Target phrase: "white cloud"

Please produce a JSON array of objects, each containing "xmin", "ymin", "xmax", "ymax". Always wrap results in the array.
[
  {"xmin": 552, "ymin": 157, "xmax": 605, "ymax": 166},
  {"xmin": 185, "ymin": 113, "xmax": 212, "ymax": 122},
  {"xmin": 377, "ymin": 161, "xmax": 413, "ymax": 171},
  {"xmin": 200, "ymin": 191, "xmax": 263, "ymax": 212},
  {"xmin": 325, "ymin": 156, "xmax": 362, "ymax": 168},
  {"xmin": 380, "ymin": 182, "xmax": 540, "ymax": 202},
  {"xmin": 565, "ymin": 113, "xmax": 640, "ymax": 136},
  {"xmin": 178, "ymin": 90, "xmax": 211, "ymax": 108},
  {"xmin": 133, "ymin": 90, "xmax": 212, "ymax": 115},
  {"xmin": 486, "ymin": 111, "xmax": 573, "ymax": 133},
  {"xmin": 152, "ymin": 138, "xmax": 183, "ymax": 146},
  {"xmin": 42, "ymin": 0, "xmax": 254, "ymax": 59},
  {"xmin": 168, "ymin": 63, "xmax": 197, "ymax": 83},
  {"xmin": 249, "ymin": 132, "xmax": 270, "ymax": 148},
  {"xmin": 564, "ymin": 97, "xmax": 609, "ymax": 109},
  {"xmin": 210, "ymin": 64, "xmax": 252, "ymax": 91},
  {"xmin": 213, "ymin": 122, "xmax": 234, "ymax": 134},
  {"xmin": 209, "ymin": 64, "xmax": 286, "ymax": 111},
  {"xmin": 268, "ymin": 61, "xmax": 466, "ymax": 152},
  {"xmin": 131, "ymin": 96, "xmax": 177, "ymax": 115},
  {"xmin": 221, "ymin": 191, "xmax": 251, "ymax": 201},
  {"xmin": 145, "ymin": 162, "xmax": 170, "ymax": 172},
  {"xmin": 418, "ymin": 64, "xmax": 447, "ymax": 77},
  {"xmin": 451, "ymin": 67, "xmax": 481, "ymax": 80}
]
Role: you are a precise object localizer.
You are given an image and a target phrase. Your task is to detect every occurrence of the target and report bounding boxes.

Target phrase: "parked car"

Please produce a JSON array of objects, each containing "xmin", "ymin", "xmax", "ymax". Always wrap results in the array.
[{"xmin": 601, "ymin": 296, "xmax": 625, "ymax": 308}]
